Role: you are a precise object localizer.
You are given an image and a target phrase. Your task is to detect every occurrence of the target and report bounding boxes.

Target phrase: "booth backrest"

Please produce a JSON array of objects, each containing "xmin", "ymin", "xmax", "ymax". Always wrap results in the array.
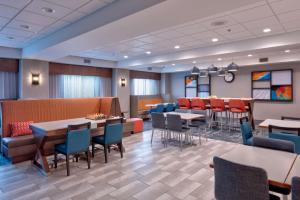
[
  {"xmin": 130, "ymin": 95, "xmax": 163, "ymax": 118},
  {"xmin": 1, "ymin": 97, "xmax": 121, "ymax": 137}
]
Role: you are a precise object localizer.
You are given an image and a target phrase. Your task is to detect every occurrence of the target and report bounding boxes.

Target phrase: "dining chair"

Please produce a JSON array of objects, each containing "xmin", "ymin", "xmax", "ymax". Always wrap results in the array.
[
  {"xmin": 292, "ymin": 177, "xmax": 300, "ymax": 200},
  {"xmin": 92, "ymin": 123, "xmax": 123, "ymax": 163},
  {"xmin": 281, "ymin": 116, "xmax": 300, "ymax": 121},
  {"xmin": 253, "ymin": 137, "xmax": 295, "ymax": 153},
  {"xmin": 209, "ymin": 98, "xmax": 227, "ymax": 130},
  {"xmin": 149, "ymin": 104, "xmax": 165, "ymax": 113},
  {"xmin": 189, "ymin": 109, "xmax": 208, "ymax": 144},
  {"xmin": 228, "ymin": 99, "xmax": 247, "ymax": 132},
  {"xmin": 166, "ymin": 114, "xmax": 190, "ymax": 151},
  {"xmin": 239, "ymin": 117, "xmax": 253, "ymax": 145},
  {"xmin": 54, "ymin": 122, "xmax": 91, "ymax": 176},
  {"xmin": 151, "ymin": 113, "xmax": 167, "ymax": 146},
  {"xmin": 213, "ymin": 156, "xmax": 280, "ymax": 200},
  {"xmin": 269, "ymin": 125, "xmax": 300, "ymax": 154}
]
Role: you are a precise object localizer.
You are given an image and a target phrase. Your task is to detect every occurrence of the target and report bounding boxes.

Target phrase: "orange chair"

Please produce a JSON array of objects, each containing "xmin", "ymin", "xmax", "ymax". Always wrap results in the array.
[
  {"xmin": 191, "ymin": 98, "xmax": 206, "ymax": 110},
  {"xmin": 178, "ymin": 98, "xmax": 191, "ymax": 110},
  {"xmin": 228, "ymin": 99, "xmax": 248, "ymax": 131},
  {"xmin": 209, "ymin": 99, "xmax": 227, "ymax": 130}
]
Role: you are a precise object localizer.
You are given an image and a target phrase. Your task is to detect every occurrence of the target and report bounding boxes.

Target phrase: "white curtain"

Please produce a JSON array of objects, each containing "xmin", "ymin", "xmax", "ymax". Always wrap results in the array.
[
  {"xmin": 49, "ymin": 75, "xmax": 111, "ymax": 98},
  {"xmin": 0, "ymin": 72, "xmax": 17, "ymax": 99},
  {"xmin": 131, "ymin": 78, "xmax": 160, "ymax": 95}
]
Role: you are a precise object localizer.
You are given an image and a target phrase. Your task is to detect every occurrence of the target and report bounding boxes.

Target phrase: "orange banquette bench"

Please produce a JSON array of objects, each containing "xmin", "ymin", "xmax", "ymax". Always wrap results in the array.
[
  {"xmin": 130, "ymin": 95, "xmax": 163, "ymax": 119},
  {"xmin": 0, "ymin": 97, "xmax": 132, "ymax": 163}
]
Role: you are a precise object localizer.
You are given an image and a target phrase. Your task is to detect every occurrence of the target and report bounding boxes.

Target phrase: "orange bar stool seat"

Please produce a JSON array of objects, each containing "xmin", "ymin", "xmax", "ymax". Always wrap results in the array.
[
  {"xmin": 228, "ymin": 99, "xmax": 248, "ymax": 132},
  {"xmin": 209, "ymin": 99, "xmax": 227, "ymax": 130},
  {"xmin": 178, "ymin": 98, "xmax": 191, "ymax": 110},
  {"xmin": 191, "ymin": 98, "xmax": 206, "ymax": 110}
]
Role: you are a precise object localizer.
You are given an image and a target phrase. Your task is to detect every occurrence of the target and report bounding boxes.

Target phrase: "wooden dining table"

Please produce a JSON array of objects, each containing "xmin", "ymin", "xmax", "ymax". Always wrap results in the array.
[
  {"xmin": 30, "ymin": 117, "xmax": 120, "ymax": 175},
  {"xmin": 210, "ymin": 144, "xmax": 298, "ymax": 189},
  {"xmin": 259, "ymin": 119, "xmax": 300, "ymax": 136}
]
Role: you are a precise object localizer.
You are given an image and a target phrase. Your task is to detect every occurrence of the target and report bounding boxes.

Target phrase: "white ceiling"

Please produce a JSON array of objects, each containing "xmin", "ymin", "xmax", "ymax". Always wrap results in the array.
[{"xmin": 0, "ymin": 0, "xmax": 117, "ymax": 48}]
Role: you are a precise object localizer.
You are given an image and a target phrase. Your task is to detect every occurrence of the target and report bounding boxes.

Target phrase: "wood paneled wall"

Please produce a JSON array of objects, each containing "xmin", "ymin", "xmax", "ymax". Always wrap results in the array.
[
  {"xmin": 130, "ymin": 70, "xmax": 161, "ymax": 80},
  {"xmin": 49, "ymin": 62, "xmax": 112, "ymax": 77},
  {"xmin": 0, "ymin": 58, "xmax": 19, "ymax": 72}
]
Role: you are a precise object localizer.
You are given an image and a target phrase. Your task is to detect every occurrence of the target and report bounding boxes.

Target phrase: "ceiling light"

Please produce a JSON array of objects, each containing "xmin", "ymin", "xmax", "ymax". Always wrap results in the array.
[
  {"xmin": 172, "ymin": 63, "xmax": 175, "ymax": 66},
  {"xmin": 20, "ymin": 24, "xmax": 30, "ymax": 29},
  {"xmin": 7, "ymin": 36, "xmax": 14, "ymax": 40},
  {"xmin": 227, "ymin": 62, "xmax": 239, "ymax": 72},
  {"xmin": 212, "ymin": 38, "xmax": 219, "ymax": 42},
  {"xmin": 217, "ymin": 68, "xmax": 227, "ymax": 77},
  {"xmin": 284, "ymin": 49, "xmax": 291, "ymax": 53},
  {"xmin": 199, "ymin": 70, "xmax": 208, "ymax": 77},
  {"xmin": 191, "ymin": 66, "xmax": 200, "ymax": 75},
  {"xmin": 123, "ymin": 55, "xmax": 128, "ymax": 59},
  {"xmin": 41, "ymin": 7, "xmax": 55, "ymax": 13},
  {"xmin": 192, "ymin": 61, "xmax": 197, "ymax": 64},
  {"xmin": 146, "ymin": 51, "xmax": 151, "ymax": 55},
  {"xmin": 174, "ymin": 45, "xmax": 180, "ymax": 49},
  {"xmin": 217, "ymin": 58, "xmax": 222, "ymax": 61},
  {"xmin": 208, "ymin": 64, "xmax": 218, "ymax": 73},
  {"xmin": 263, "ymin": 28, "xmax": 272, "ymax": 33},
  {"xmin": 248, "ymin": 54, "xmax": 253, "ymax": 57}
]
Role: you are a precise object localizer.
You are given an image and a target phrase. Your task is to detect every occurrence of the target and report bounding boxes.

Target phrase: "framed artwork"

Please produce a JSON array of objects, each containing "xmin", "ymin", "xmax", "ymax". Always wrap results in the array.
[
  {"xmin": 185, "ymin": 75, "xmax": 198, "ymax": 97},
  {"xmin": 253, "ymin": 89, "xmax": 270, "ymax": 100},
  {"xmin": 185, "ymin": 75, "xmax": 197, "ymax": 87},
  {"xmin": 271, "ymin": 85, "xmax": 292, "ymax": 101},
  {"xmin": 252, "ymin": 71, "xmax": 271, "ymax": 81}
]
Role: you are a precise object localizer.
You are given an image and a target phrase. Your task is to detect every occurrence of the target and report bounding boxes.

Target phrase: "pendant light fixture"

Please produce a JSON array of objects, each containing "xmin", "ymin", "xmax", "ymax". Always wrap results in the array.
[
  {"xmin": 227, "ymin": 62, "xmax": 239, "ymax": 72},
  {"xmin": 191, "ymin": 66, "xmax": 200, "ymax": 74},
  {"xmin": 208, "ymin": 64, "xmax": 218, "ymax": 74}
]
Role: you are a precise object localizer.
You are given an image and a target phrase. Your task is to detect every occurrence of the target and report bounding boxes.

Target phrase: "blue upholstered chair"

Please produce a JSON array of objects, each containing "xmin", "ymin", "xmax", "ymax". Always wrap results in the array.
[
  {"xmin": 239, "ymin": 117, "xmax": 253, "ymax": 145},
  {"xmin": 54, "ymin": 122, "xmax": 91, "ymax": 176},
  {"xmin": 268, "ymin": 125, "xmax": 300, "ymax": 154},
  {"xmin": 213, "ymin": 156, "xmax": 280, "ymax": 200},
  {"xmin": 164, "ymin": 103, "xmax": 175, "ymax": 112},
  {"xmin": 292, "ymin": 177, "xmax": 300, "ymax": 200},
  {"xmin": 92, "ymin": 123, "xmax": 123, "ymax": 163},
  {"xmin": 149, "ymin": 104, "xmax": 165, "ymax": 113}
]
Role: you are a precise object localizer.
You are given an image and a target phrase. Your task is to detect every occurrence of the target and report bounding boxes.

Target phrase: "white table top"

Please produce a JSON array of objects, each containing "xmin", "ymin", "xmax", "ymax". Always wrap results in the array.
[
  {"xmin": 286, "ymin": 156, "xmax": 300, "ymax": 185},
  {"xmin": 218, "ymin": 144, "xmax": 297, "ymax": 185},
  {"xmin": 259, "ymin": 119, "xmax": 300, "ymax": 128},
  {"xmin": 164, "ymin": 112, "xmax": 204, "ymax": 120},
  {"xmin": 145, "ymin": 103, "xmax": 170, "ymax": 107},
  {"xmin": 30, "ymin": 117, "xmax": 108, "ymax": 131}
]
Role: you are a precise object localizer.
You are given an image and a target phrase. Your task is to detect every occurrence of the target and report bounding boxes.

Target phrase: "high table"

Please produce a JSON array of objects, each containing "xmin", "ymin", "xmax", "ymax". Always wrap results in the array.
[
  {"xmin": 259, "ymin": 119, "xmax": 300, "ymax": 136},
  {"xmin": 164, "ymin": 112, "xmax": 204, "ymax": 120},
  {"xmin": 210, "ymin": 144, "xmax": 297, "ymax": 189},
  {"xmin": 30, "ymin": 117, "xmax": 119, "ymax": 175}
]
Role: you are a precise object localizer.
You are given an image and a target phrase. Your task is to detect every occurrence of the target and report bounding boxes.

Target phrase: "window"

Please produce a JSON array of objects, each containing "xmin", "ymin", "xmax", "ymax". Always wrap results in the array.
[
  {"xmin": 50, "ymin": 75, "xmax": 111, "ymax": 98},
  {"xmin": 0, "ymin": 71, "xmax": 17, "ymax": 99},
  {"xmin": 131, "ymin": 78, "xmax": 160, "ymax": 95}
]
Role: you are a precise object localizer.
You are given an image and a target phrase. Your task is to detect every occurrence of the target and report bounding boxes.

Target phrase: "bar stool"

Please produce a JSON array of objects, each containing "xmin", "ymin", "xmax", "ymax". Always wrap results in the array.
[
  {"xmin": 228, "ymin": 99, "xmax": 248, "ymax": 132},
  {"xmin": 178, "ymin": 98, "xmax": 191, "ymax": 110},
  {"xmin": 209, "ymin": 98, "xmax": 226, "ymax": 130}
]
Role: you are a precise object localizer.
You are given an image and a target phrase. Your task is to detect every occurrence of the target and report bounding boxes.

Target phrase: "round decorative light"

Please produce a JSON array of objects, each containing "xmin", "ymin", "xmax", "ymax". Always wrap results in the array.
[
  {"xmin": 227, "ymin": 62, "xmax": 239, "ymax": 72},
  {"xmin": 192, "ymin": 61, "xmax": 197, "ymax": 64},
  {"xmin": 146, "ymin": 51, "xmax": 151, "ymax": 55},
  {"xmin": 284, "ymin": 49, "xmax": 291, "ymax": 53},
  {"xmin": 208, "ymin": 64, "xmax": 218, "ymax": 73},
  {"xmin": 263, "ymin": 28, "xmax": 272, "ymax": 33},
  {"xmin": 123, "ymin": 55, "xmax": 128, "ymax": 59},
  {"xmin": 191, "ymin": 66, "xmax": 200, "ymax": 75},
  {"xmin": 174, "ymin": 45, "xmax": 180, "ymax": 49},
  {"xmin": 172, "ymin": 63, "xmax": 175, "ymax": 66},
  {"xmin": 212, "ymin": 38, "xmax": 219, "ymax": 42},
  {"xmin": 248, "ymin": 54, "xmax": 253, "ymax": 57}
]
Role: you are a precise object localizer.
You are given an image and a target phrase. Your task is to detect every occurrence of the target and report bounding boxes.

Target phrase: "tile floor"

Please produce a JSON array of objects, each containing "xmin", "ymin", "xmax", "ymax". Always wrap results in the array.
[{"xmin": 0, "ymin": 130, "xmax": 239, "ymax": 200}]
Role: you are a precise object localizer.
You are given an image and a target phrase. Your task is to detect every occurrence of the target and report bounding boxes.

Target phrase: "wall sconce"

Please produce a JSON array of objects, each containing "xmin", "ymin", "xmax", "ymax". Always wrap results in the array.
[
  {"xmin": 31, "ymin": 73, "xmax": 40, "ymax": 85},
  {"xmin": 120, "ymin": 78, "xmax": 126, "ymax": 87}
]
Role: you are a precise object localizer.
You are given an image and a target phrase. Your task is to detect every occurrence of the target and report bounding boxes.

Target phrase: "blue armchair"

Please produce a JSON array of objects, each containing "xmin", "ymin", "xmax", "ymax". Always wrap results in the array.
[
  {"xmin": 92, "ymin": 123, "xmax": 123, "ymax": 163},
  {"xmin": 54, "ymin": 122, "xmax": 91, "ymax": 176},
  {"xmin": 164, "ymin": 103, "xmax": 175, "ymax": 112},
  {"xmin": 149, "ymin": 104, "xmax": 165, "ymax": 113},
  {"xmin": 239, "ymin": 117, "xmax": 253, "ymax": 145}
]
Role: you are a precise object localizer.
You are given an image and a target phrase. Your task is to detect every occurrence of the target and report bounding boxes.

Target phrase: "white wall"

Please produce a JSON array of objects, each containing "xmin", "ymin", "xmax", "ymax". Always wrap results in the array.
[
  {"xmin": 112, "ymin": 68, "xmax": 130, "ymax": 114},
  {"xmin": 170, "ymin": 62, "xmax": 300, "ymax": 120},
  {"xmin": 19, "ymin": 59, "xmax": 50, "ymax": 99}
]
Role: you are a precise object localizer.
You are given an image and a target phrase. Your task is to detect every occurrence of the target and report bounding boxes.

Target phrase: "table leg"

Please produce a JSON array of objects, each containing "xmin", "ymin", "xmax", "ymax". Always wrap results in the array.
[{"xmin": 32, "ymin": 134, "xmax": 50, "ymax": 176}]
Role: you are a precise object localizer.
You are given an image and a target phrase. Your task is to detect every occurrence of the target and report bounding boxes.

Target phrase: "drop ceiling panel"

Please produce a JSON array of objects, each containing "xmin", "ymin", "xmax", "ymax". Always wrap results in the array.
[
  {"xmin": 7, "ymin": 20, "xmax": 44, "ymax": 33},
  {"xmin": 0, "ymin": 17, "xmax": 10, "ymax": 27},
  {"xmin": 44, "ymin": 0, "xmax": 91, "ymax": 10},
  {"xmin": 16, "ymin": 11, "xmax": 56, "ymax": 26},
  {"xmin": 78, "ymin": 0, "xmax": 115, "ymax": 14},
  {"xmin": 277, "ymin": 10, "xmax": 300, "ymax": 23},
  {"xmin": 0, "ymin": 5, "xmax": 19, "ymax": 18},
  {"xmin": 1, "ymin": 27, "xmax": 34, "ymax": 38},
  {"xmin": 0, "ymin": 0, "xmax": 31, "ymax": 9},
  {"xmin": 63, "ymin": 11, "xmax": 86, "ymax": 22},
  {"xmin": 270, "ymin": 0, "xmax": 300, "ymax": 14},
  {"xmin": 230, "ymin": 5, "xmax": 274, "ymax": 23}
]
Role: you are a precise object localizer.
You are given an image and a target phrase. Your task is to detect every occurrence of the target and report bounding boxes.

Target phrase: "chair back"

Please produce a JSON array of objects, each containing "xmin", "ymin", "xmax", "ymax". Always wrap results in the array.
[
  {"xmin": 253, "ymin": 137, "xmax": 295, "ymax": 153},
  {"xmin": 210, "ymin": 99, "xmax": 225, "ymax": 111},
  {"xmin": 165, "ymin": 103, "xmax": 175, "ymax": 112},
  {"xmin": 105, "ymin": 118, "xmax": 123, "ymax": 125},
  {"xmin": 66, "ymin": 122, "xmax": 91, "ymax": 154},
  {"xmin": 151, "ymin": 113, "xmax": 165, "ymax": 129},
  {"xmin": 156, "ymin": 104, "xmax": 165, "ymax": 113},
  {"xmin": 213, "ymin": 156, "xmax": 270, "ymax": 200},
  {"xmin": 228, "ymin": 99, "xmax": 246, "ymax": 112},
  {"xmin": 178, "ymin": 98, "xmax": 191, "ymax": 109},
  {"xmin": 292, "ymin": 177, "xmax": 300, "ymax": 200},
  {"xmin": 191, "ymin": 98, "xmax": 206, "ymax": 110},
  {"xmin": 104, "ymin": 123, "xmax": 123, "ymax": 144},
  {"xmin": 282, "ymin": 116, "xmax": 300, "ymax": 121},
  {"xmin": 166, "ymin": 114, "xmax": 182, "ymax": 132},
  {"xmin": 269, "ymin": 132, "xmax": 300, "ymax": 154},
  {"xmin": 240, "ymin": 117, "xmax": 253, "ymax": 145},
  {"xmin": 269, "ymin": 125, "xmax": 300, "ymax": 136}
]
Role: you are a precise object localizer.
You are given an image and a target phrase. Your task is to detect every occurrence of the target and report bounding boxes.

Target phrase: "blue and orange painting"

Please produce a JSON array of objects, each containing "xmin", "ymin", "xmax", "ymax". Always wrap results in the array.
[
  {"xmin": 271, "ymin": 86, "xmax": 292, "ymax": 101},
  {"xmin": 252, "ymin": 71, "xmax": 271, "ymax": 81}
]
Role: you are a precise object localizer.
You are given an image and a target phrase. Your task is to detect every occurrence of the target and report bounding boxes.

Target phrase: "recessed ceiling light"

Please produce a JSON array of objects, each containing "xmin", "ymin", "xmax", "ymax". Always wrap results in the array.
[
  {"xmin": 174, "ymin": 45, "xmax": 180, "ymax": 49},
  {"xmin": 284, "ymin": 49, "xmax": 291, "ymax": 53},
  {"xmin": 7, "ymin": 36, "xmax": 14, "ymax": 40},
  {"xmin": 123, "ymin": 55, "xmax": 128, "ymax": 59},
  {"xmin": 146, "ymin": 51, "xmax": 151, "ymax": 55},
  {"xmin": 217, "ymin": 58, "xmax": 222, "ymax": 61},
  {"xmin": 212, "ymin": 38, "xmax": 219, "ymax": 42},
  {"xmin": 192, "ymin": 61, "xmax": 197, "ymax": 64},
  {"xmin": 41, "ymin": 7, "xmax": 55, "ymax": 13},
  {"xmin": 263, "ymin": 28, "xmax": 272, "ymax": 33},
  {"xmin": 172, "ymin": 63, "xmax": 176, "ymax": 66},
  {"xmin": 20, "ymin": 24, "xmax": 30, "ymax": 29},
  {"xmin": 248, "ymin": 54, "xmax": 253, "ymax": 57}
]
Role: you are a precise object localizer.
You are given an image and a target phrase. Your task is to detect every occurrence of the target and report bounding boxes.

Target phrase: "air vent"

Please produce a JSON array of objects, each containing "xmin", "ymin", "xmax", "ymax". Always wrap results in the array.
[
  {"xmin": 83, "ymin": 58, "xmax": 91, "ymax": 64},
  {"xmin": 147, "ymin": 67, "xmax": 153, "ymax": 71},
  {"xmin": 259, "ymin": 57, "xmax": 268, "ymax": 63},
  {"xmin": 211, "ymin": 20, "xmax": 227, "ymax": 27}
]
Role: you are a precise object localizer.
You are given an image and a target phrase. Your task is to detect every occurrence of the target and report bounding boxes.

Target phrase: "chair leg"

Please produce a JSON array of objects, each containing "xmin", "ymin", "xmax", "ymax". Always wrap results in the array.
[
  {"xmin": 108, "ymin": 145, "xmax": 111, "ymax": 153},
  {"xmin": 92, "ymin": 142, "xmax": 95, "ymax": 158},
  {"xmin": 66, "ymin": 155, "xmax": 70, "ymax": 176},
  {"xmin": 118, "ymin": 143, "xmax": 123, "ymax": 158},
  {"xmin": 151, "ymin": 129, "xmax": 154, "ymax": 146},
  {"xmin": 104, "ymin": 145, "xmax": 108, "ymax": 163},
  {"xmin": 86, "ymin": 150, "xmax": 91, "ymax": 169},
  {"xmin": 54, "ymin": 151, "xmax": 58, "ymax": 169},
  {"xmin": 75, "ymin": 154, "xmax": 79, "ymax": 162}
]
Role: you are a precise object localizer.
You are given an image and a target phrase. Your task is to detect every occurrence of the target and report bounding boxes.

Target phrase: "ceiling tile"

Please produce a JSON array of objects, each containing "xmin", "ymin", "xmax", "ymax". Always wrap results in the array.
[
  {"xmin": 270, "ymin": 0, "xmax": 300, "ymax": 14},
  {"xmin": 79, "ymin": 0, "xmax": 115, "ymax": 14},
  {"xmin": 242, "ymin": 16, "xmax": 282, "ymax": 31},
  {"xmin": 44, "ymin": 0, "xmax": 91, "ymax": 10},
  {"xmin": 282, "ymin": 19, "xmax": 300, "ymax": 32},
  {"xmin": 191, "ymin": 31, "xmax": 221, "ymax": 40},
  {"xmin": 201, "ymin": 15, "xmax": 237, "ymax": 29},
  {"xmin": 63, "ymin": 11, "xmax": 86, "ymax": 23},
  {"xmin": 175, "ymin": 23, "xmax": 208, "ymax": 35},
  {"xmin": 137, "ymin": 35, "xmax": 165, "ymax": 43},
  {"xmin": 16, "ymin": 11, "xmax": 56, "ymax": 26},
  {"xmin": 0, "ymin": 16, "xmax": 10, "ymax": 27},
  {"xmin": 0, "ymin": 0, "xmax": 31, "ymax": 9},
  {"xmin": 277, "ymin": 9, "xmax": 300, "ymax": 23},
  {"xmin": 1, "ymin": 27, "xmax": 33, "ymax": 38},
  {"xmin": 230, "ymin": 5, "xmax": 274, "ymax": 23},
  {"xmin": 0, "ymin": 5, "xmax": 19, "ymax": 18},
  {"xmin": 225, "ymin": 31, "xmax": 254, "ymax": 40},
  {"xmin": 25, "ymin": 0, "xmax": 72, "ymax": 19},
  {"xmin": 152, "ymin": 30, "xmax": 184, "ymax": 39},
  {"xmin": 214, "ymin": 24, "xmax": 248, "ymax": 36},
  {"xmin": 7, "ymin": 19, "xmax": 44, "ymax": 33}
]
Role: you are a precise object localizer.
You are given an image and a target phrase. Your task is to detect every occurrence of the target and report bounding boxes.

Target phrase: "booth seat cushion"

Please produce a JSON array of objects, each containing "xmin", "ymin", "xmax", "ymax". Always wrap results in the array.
[{"xmin": 2, "ymin": 135, "xmax": 35, "ymax": 148}]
